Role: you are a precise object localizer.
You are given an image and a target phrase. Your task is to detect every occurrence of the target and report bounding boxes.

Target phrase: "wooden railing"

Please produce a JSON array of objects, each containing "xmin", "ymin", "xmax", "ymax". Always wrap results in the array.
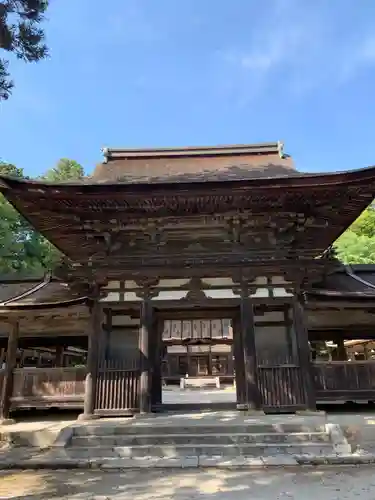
[
  {"xmin": 95, "ymin": 359, "xmax": 140, "ymax": 415},
  {"xmin": 313, "ymin": 361, "xmax": 375, "ymax": 401},
  {"xmin": 258, "ymin": 365, "xmax": 306, "ymax": 410},
  {"xmin": 11, "ymin": 367, "xmax": 86, "ymax": 408}
]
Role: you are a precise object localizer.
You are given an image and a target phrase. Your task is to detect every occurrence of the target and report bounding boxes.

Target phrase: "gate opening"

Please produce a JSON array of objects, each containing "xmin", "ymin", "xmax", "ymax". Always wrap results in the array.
[{"xmin": 160, "ymin": 317, "xmax": 237, "ymax": 410}]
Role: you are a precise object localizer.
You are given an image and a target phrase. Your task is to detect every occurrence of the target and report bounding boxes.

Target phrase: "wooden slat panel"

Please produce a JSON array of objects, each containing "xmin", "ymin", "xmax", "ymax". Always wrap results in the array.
[
  {"xmin": 313, "ymin": 361, "xmax": 375, "ymax": 400},
  {"xmin": 11, "ymin": 367, "xmax": 86, "ymax": 407},
  {"xmin": 258, "ymin": 366, "xmax": 306, "ymax": 410},
  {"xmin": 95, "ymin": 358, "xmax": 140, "ymax": 412}
]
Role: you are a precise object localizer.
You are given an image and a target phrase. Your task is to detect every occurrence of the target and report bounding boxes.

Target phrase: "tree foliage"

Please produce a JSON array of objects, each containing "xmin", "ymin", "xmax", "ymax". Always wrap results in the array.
[
  {"xmin": 334, "ymin": 206, "xmax": 375, "ymax": 264},
  {"xmin": 40, "ymin": 158, "xmax": 84, "ymax": 182},
  {"xmin": 0, "ymin": 158, "xmax": 84, "ymax": 276},
  {"xmin": 0, "ymin": 0, "xmax": 49, "ymax": 100}
]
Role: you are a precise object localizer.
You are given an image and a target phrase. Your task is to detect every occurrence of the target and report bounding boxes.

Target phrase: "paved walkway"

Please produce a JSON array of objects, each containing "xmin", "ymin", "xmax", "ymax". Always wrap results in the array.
[
  {"xmin": 1, "ymin": 466, "xmax": 375, "ymax": 499},
  {"xmin": 162, "ymin": 387, "xmax": 236, "ymax": 405}
]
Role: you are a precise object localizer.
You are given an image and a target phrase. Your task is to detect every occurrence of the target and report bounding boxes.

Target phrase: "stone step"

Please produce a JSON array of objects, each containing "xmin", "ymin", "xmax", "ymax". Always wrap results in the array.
[
  {"xmin": 70, "ymin": 431, "xmax": 331, "ymax": 448},
  {"xmin": 66, "ymin": 442, "xmax": 334, "ymax": 459},
  {"xmin": 72, "ymin": 423, "xmax": 327, "ymax": 437}
]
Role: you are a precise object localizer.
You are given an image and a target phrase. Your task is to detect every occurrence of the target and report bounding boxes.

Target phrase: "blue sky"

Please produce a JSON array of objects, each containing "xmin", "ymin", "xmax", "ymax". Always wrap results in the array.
[{"xmin": 1, "ymin": 0, "xmax": 375, "ymax": 177}]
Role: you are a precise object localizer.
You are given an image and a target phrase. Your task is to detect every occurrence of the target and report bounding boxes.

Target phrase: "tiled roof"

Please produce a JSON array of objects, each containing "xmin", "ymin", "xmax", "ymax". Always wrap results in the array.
[{"xmin": 310, "ymin": 266, "xmax": 375, "ymax": 298}]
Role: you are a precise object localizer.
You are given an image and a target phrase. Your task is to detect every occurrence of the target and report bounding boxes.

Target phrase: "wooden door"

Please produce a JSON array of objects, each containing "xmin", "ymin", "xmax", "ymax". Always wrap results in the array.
[
  {"xmin": 190, "ymin": 355, "xmax": 209, "ymax": 376},
  {"xmin": 254, "ymin": 305, "xmax": 307, "ymax": 412},
  {"xmin": 95, "ymin": 325, "xmax": 141, "ymax": 416},
  {"xmin": 198, "ymin": 355, "xmax": 209, "ymax": 376},
  {"xmin": 190, "ymin": 356, "xmax": 199, "ymax": 376}
]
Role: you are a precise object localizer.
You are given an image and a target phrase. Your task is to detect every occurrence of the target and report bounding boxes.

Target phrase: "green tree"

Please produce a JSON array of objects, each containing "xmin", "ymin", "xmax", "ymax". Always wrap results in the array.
[
  {"xmin": 0, "ymin": 161, "xmax": 24, "ymax": 178},
  {"xmin": 334, "ymin": 205, "xmax": 375, "ymax": 264},
  {"xmin": 335, "ymin": 230, "xmax": 375, "ymax": 264},
  {"xmin": 349, "ymin": 207, "xmax": 375, "ymax": 238},
  {"xmin": 40, "ymin": 158, "xmax": 85, "ymax": 182},
  {"xmin": 0, "ymin": 158, "xmax": 85, "ymax": 275},
  {"xmin": 0, "ymin": 162, "xmax": 42, "ymax": 274},
  {"xmin": 0, "ymin": 1, "xmax": 49, "ymax": 100},
  {"xmin": 37, "ymin": 158, "xmax": 85, "ymax": 269}
]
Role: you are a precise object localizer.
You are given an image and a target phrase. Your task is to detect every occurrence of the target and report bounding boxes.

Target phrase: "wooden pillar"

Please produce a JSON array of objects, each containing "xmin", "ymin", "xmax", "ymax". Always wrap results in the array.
[
  {"xmin": 55, "ymin": 345, "xmax": 64, "ymax": 367},
  {"xmin": 150, "ymin": 317, "xmax": 163, "ymax": 409},
  {"xmin": 336, "ymin": 338, "xmax": 348, "ymax": 361},
  {"xmin": 364, "ymin": 342, "xmax": 370, "ymax": 361},
  {"xmin": 0, "ymin": 321, "xmax": 19, "ymax": 424},
  {"xmin": 208, "ymin": 346, "xmax": 213, "ymax": 376},
  {"xmin": 228, "ymin": 345, "xmax": 235, "ymax": 377},
  {"xmin": 293, "ymin": 297, "xmax": 316, "ymax": 411},
  {"xmin": 187, "ymin": 346, "xmax": 192, "ymax": 376},
  {"xmin": 139, "ymin": 300, "xmax": 153, "ymax": 413},
  {"xmin": 240, "ymin": 296, "xmax": 262, "ymax": 411},
  {"xmin": 0, "ymin": 348, "xmax": 6, "ymax": 367},
  {"xmin": 233, "ymin": 315, "xmax": 246, "ymax": 408},
  {"xmin": 79, "ymin": 299, "xmax": 102, "ymax": 420}
]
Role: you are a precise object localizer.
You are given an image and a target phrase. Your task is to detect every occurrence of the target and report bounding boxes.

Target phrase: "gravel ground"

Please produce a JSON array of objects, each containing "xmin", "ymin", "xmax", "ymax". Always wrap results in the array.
[{"xmin": 1, "ymin": 466, "xmax": 375, "ymax": 499}]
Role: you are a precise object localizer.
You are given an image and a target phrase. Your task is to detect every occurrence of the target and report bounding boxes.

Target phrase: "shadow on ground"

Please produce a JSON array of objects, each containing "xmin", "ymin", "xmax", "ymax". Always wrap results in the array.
[{"xmin": 1, "ymin": 466, "xmax": 375, "ymax": 499}]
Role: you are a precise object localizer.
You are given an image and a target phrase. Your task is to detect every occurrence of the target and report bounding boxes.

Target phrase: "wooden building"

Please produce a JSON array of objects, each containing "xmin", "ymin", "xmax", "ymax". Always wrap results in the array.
[
  {"xmin": 162, "ymin": 318, "xmax": 234, "ymax": 383},
  {"xmin": 1, "ymin": 142, "xmax": 375, "ymax": 420}
]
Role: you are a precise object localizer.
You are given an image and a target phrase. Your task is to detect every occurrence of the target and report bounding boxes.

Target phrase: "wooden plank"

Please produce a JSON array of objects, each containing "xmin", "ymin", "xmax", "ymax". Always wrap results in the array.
[{"xmin": 157, "ymin": 308, "xmax": 239, "ymax": 320}]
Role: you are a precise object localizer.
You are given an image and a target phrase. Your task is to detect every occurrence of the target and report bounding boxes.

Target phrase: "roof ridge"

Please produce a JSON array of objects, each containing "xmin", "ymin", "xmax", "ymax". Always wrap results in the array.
[{"xmin": 102, "ymin": 141, "xmax": 284, "ymax": 161}]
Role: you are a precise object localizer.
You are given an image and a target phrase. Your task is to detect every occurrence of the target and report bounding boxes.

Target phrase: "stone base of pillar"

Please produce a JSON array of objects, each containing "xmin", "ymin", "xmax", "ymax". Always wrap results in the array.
[
  {"xmin": 236, "ymin": 403, "xmax": 247, "ymax": 410},
  {"xmin": 0, "ymin": 418, "xmax": 15, "ymax": 426},
  {"xmin": 77, "ymin": 413, "xmax": 100, "ymax": 421},
  {"xmin": 244, "ymin": 410, "xmax": 265, "ymax": 416},
  {"xmin": 236, "ymin": 403, "xmax": 264, "ymax": 415}
]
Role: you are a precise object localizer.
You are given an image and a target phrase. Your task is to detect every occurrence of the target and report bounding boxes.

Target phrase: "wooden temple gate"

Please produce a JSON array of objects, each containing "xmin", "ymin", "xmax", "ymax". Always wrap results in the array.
[
  {"xmin": 2, "ymin": 141, "xmax": 375, "ymax": 421},
  {"xmin": 90, "ymin": 293, "xmax": 313, "ymax": 415}
]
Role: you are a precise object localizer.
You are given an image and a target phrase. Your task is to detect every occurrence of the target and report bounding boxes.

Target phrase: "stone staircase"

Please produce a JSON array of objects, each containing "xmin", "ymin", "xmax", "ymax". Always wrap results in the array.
[{"xmin": 59, "ymin": 413, "xmax": 346, "ymax": 467}]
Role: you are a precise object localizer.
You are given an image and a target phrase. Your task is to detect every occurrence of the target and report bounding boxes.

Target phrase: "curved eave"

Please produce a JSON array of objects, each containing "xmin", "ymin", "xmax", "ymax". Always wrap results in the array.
[
  {"xmin": 2, "ymin": 165, "xmax": 375, "ymax": 263},
  {"xmin": 2, "ymin": 164, "xmax": 375, "ymax": 193},
  {"xmin": 308, "ymin": 266, "xmax": 375, "ymax": 301},
  {"xmin": 0, "ymin": 274, "xmax": 52, "ymax": 306},
  {"xmin": 307, "ymin": 289, "xmax": 375, "ymax": 300},
  {"xmin": 0, "ymin": 296, "xmax": 88, "ymax": 313}
]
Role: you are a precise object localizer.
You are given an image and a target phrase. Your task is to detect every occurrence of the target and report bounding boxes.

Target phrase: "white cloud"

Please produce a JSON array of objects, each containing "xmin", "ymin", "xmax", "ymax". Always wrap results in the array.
[
  {"xmin": 216, "ymin": 0, "xmax": 375, "ymax": 101},
  {"xmin": 340, "ymin": 35, "xmax": 375, "ymax": 81}
]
